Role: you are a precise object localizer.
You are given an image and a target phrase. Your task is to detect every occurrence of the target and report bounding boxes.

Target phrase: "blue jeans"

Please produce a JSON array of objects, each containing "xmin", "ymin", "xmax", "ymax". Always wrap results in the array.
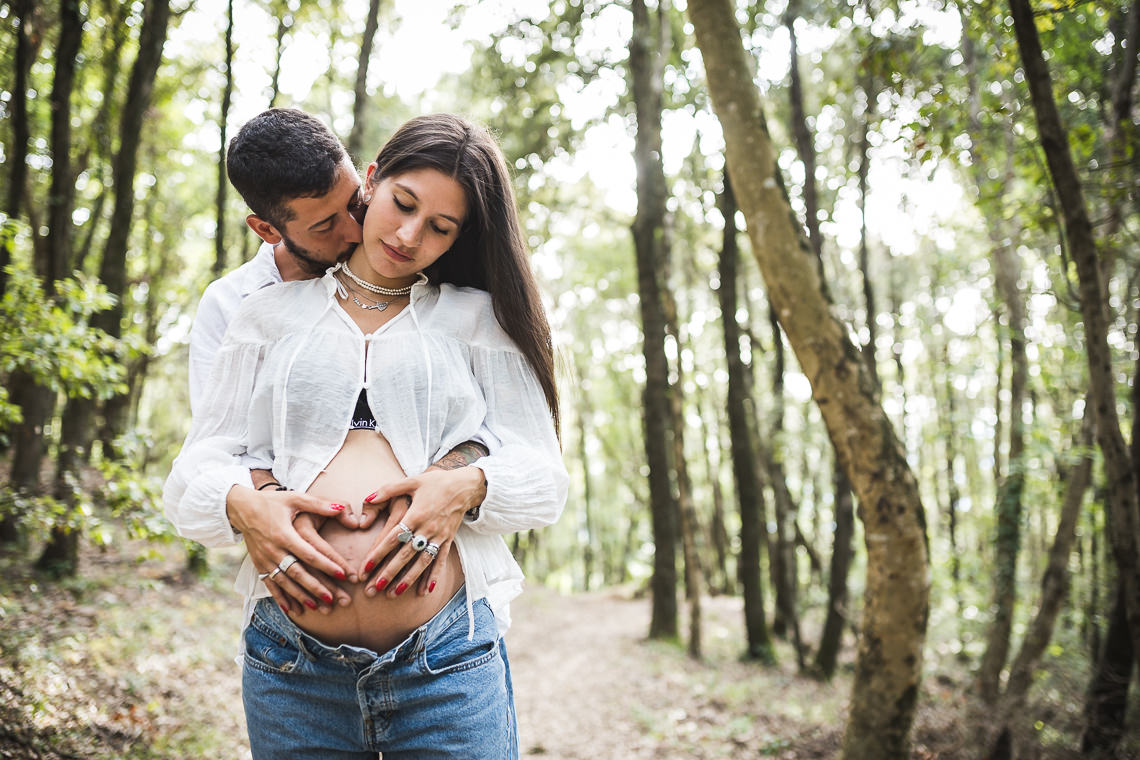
[{"xmin": 242, "ymin": 587, "xmax": 517, "ymax": 759}]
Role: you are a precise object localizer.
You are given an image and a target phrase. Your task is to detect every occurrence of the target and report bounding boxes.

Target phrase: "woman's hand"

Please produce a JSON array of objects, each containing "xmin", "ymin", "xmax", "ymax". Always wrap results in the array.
[
  {"xmin": 226, "ymin": 485, "xmax": 356, "ymax": 614},
  {"xmin": 357, "ymin": 466, "xmax": 486, "ymax": 598}
]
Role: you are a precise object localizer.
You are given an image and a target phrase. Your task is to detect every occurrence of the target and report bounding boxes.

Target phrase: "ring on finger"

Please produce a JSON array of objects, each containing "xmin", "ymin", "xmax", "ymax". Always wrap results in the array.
[
  {"xmin": 257, "ymin": 570, "xmax": 272, "ymax": 581},
  {"xmin": 396, "ymin": 523, "xmax": 414, "ymax": 544},
  {"xmin": 269, "ymin": 566, "xmax": 283, "ymax": 579},
  {"xmin": 424, "ymin": 542, "xmax": 440, "ymax": 558},
  {"xmin": 277, "ymin": 554, "xmax": 299, "ymax": 575},
  {"xmin": 411, "ymin": 534, "xmax": 429, "ymax": 552}
]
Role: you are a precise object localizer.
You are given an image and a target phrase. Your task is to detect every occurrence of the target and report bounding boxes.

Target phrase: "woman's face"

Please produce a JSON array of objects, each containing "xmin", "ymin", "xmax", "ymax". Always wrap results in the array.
[{"xmin": 355, "ymin": 165, "xmax": 468, "ymax": 284}]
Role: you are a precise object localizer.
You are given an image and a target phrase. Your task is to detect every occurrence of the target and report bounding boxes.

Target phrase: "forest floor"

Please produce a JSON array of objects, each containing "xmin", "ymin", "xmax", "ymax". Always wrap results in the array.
[{"xmin": 0, "ymin": 538, "xmax": 1131, "ymax": 759}]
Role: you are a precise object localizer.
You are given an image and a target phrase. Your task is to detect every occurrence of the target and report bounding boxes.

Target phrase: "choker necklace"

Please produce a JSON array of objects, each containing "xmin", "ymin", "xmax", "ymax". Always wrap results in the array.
[{"xmin": 342, "ymin": 261, "xmax": 414, "ymax": 296}]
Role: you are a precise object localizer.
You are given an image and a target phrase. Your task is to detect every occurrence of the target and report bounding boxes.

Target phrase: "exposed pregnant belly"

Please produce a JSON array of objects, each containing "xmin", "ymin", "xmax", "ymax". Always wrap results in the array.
[{"xmin": 287, "ymin": 430, "xmax": 464, "ymax": 652}]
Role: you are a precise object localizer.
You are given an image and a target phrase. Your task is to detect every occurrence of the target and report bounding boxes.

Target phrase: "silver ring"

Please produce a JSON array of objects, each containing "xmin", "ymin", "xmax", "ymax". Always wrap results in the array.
[
  {"xmin": 257, "ymin": 571, "xmax": 271, "ymax": 581},
  {"xmin": 277, "ymin": 554, "xmax": 298, "ymax": 575},
  {"xmin": 424, "ymin": 542, "xmax": 440, "ymax": 558},
  {"xmin": 397, "ymin": 524, "xmax": 414, "ymax": 544},
  {"xmin": 269, "ymin": 566, "xmax": 283, "ymax": 579},
  {"xmin": 411, "ymin": 534, "xmax": 429, "ymax": 552}
]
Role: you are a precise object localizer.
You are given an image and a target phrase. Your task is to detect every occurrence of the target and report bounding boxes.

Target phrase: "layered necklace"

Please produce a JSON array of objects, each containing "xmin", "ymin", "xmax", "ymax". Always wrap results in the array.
[{"xmin": 339, "ymin": 261, "xmax": 413, "ymax": 311}]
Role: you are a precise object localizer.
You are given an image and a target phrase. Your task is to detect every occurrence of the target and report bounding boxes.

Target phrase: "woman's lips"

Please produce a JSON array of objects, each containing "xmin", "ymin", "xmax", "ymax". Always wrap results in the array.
[{"xmin": 382, "ymin": 242, "xmax": 412, "ymax": 262}]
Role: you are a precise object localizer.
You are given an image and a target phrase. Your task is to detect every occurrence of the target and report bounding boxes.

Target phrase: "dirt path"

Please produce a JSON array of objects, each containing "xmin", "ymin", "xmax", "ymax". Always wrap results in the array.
[{"xmin": 508, "ymin": 587, "xmax": 842, "ymax": 759}]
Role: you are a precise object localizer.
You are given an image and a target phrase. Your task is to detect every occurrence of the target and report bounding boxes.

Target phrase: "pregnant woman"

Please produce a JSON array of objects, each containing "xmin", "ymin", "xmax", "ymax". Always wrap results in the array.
[{"xmin": 164, "ymin": 114, "xmax": 567, "ymax": 758}]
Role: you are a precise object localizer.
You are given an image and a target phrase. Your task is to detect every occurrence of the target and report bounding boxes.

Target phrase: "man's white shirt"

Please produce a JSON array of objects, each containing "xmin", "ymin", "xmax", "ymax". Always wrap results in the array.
[{"xmin": 188, "ymin": 242, "xmax": 282, "ymax": 415}]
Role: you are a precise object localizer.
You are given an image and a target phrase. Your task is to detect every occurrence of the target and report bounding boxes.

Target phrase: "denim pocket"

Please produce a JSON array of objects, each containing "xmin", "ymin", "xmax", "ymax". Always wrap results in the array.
[
  {"xmin": 421, "ymin": 598, "xmax": 500, "ymax": 676},
  {"xmin": 243, "ymin": 612, "xmax": 304, "ymax": 675}
]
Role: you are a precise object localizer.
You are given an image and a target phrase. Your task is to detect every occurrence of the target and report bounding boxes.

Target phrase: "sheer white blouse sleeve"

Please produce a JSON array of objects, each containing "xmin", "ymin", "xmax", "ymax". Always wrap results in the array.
[
  {"xmin": 463, "ymin": 341, "xmax": 569, "ymax": 536},
  {"xmin": 162, "ymin": 335, "xmax": 265, "ymax": 547}
]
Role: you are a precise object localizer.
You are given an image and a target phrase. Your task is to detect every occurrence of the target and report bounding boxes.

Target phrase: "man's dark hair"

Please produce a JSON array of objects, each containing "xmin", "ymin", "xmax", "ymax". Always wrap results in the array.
[{"xmin": 226, "ymin": 108, "xmax": 349, "ymax": 229}]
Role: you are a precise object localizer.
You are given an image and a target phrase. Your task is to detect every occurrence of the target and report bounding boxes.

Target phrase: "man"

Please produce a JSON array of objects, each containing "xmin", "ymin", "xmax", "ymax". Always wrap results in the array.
[{"xmin": 182, "ymin": 108, "xmax": 487, "ymax": 615}]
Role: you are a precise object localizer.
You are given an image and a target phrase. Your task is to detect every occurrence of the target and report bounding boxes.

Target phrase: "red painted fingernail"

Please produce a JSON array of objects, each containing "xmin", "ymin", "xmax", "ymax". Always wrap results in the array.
[
  {"xmin": 365, "ymin": 491, "xmax": 378, "ymax": 503},
  {"xmin": 428, "ymin": 581, "xmax": 436, "ymax": 593},
  {"xmin": 321, "ymin": 593, "xmax": 333, "ymax": 604},
  {"xmin": 377, "ymin": 578, "xmax": 388, "ymax": 591},
  {"xmin": 280, "ymin": 604, "xmax": 289, "ymax": 614},
  {"xmin": 365, "ymin": 561, "xmax": 375, "ymax": 573},
  {"xmin": 304, "ymin": 599, "xmax": 317, "ymax": 610},
  {"xmin": 330, "ymin": 503, "xmax": 346, "ymax": 512},
  {"xmin": 395, "ymin": 582, "xmax": 407, "ymax": 595},
  {"xmin": 335, "ymin": 570, "xmax": 346, "ymax": 581}
]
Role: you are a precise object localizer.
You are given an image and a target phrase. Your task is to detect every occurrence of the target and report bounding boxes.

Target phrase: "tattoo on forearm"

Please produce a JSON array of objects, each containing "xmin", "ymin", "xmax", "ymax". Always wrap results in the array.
[{"xmin": 433, "ymin": 441, "xmax": 489, "ymax": 471}]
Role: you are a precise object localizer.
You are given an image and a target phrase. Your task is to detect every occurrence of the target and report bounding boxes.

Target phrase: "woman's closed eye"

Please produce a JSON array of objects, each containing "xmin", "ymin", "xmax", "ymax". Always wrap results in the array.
[{"xmin": 394, "ymin": 196, "xmax": 454, "ymax": 236}]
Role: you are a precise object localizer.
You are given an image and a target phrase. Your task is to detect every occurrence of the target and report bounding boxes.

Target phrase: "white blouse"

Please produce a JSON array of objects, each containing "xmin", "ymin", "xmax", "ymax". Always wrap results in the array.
[{"xmin": 163, "ymin": 269, "xmax": 568, "ymax": 635}]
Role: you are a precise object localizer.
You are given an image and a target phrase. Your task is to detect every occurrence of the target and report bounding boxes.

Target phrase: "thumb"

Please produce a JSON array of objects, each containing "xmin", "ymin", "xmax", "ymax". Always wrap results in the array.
[{"xmin": 364, "ymin": 478, "xmax": 415, "ymax": 504}]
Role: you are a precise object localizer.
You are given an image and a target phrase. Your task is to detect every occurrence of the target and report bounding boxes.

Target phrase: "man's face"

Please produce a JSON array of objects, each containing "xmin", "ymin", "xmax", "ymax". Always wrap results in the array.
[{"xmin": 275, "ymin": 160, "xmax": 365, "ymax": 275}]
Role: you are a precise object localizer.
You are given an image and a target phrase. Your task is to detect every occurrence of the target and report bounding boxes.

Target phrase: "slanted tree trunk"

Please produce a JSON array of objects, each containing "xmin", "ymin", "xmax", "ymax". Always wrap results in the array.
[
  {"xmin": 1009, "ymin": 0, "xmax": 1140, "ymax": 667},
  {"xmin": 717, "ymin": 174, "xmax": 773, "ymax": 662},
  {"xmin": 347, "ymin": 0, "xmax": 382, "ymax": 163},
  {"xmin": 989, "ymin": 412, "xmax": 1094, "ymax": 754},
  {"xmin": 688, "ymin": 1, "xmax": 930, "ymax": 755},
  {"xmin": 630, "ymin": 0, "xmax": 677, "ymax": 641},
  {"xmin": 213, "ymin": 0, "xmax": 235, "ymax": 278}
]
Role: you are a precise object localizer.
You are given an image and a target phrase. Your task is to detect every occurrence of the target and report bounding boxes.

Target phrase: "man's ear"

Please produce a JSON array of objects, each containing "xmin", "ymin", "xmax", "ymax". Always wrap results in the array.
[{"xmin": 246, "ymin": 214, "xmax": 284, "ymax": 245}]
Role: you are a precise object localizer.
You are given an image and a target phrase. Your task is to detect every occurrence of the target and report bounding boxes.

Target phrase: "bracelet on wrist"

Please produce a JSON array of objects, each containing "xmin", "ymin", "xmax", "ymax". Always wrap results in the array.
[{"xmin": 256, "ymin": 481, "xmax": 282, "ymax": 491}]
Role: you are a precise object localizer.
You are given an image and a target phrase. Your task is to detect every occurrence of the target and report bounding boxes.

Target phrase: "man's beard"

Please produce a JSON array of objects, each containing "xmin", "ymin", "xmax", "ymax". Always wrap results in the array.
[{"xmin": 280, "ymin": 234, "xmax": 357, "ymax": 276}]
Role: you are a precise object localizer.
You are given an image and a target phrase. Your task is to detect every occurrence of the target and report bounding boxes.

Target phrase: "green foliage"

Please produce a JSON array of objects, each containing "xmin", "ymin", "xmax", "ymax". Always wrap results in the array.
[
  {"xmin": 98, "ymin": 431, "xmax": 178, "ymax": 543},
  {"xmin": 0, "ymin": 261, "xmax": 127, "ymax": 410}
]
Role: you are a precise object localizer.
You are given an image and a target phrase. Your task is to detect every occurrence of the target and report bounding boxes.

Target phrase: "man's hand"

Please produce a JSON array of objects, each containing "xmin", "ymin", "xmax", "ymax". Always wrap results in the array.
[
  {"xmin": 357, "ymin": 465, "xmax": 487, "ymax": 598},
  {"xmin": 226, "ymin": 485, "xmax": 356, "ymax": 614}
]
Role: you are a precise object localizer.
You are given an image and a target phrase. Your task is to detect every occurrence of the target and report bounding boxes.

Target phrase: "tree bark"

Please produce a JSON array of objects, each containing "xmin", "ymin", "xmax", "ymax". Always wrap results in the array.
[
  {"xmin": 1009, "ymin": 0, "xmax": 1140, "ymax": 663},
  {"xmin": 347, "ymin": 0, "xmax": 383, "ymax": 163},
  {"xmin": 815, "ymin": 464, "xmax": 855, "ymax": 679},
  {"xmin": 990, "ymin": 412, "xmax": 1094, "ymax": 753},
  {"xmin": 213, "ymin": 0, "xmax": 235, "ymax": 278},
  {"xmin": 717, "ymin": 174, "xmax": 773, "ymax": 662},
  {"xmin": 1, "ymin": 0, "xmax": 36, "ymax": 297},
  {"xmin": 630, "ymin": 0, "xmax": 677, "ymax": 641},
  {"xmin": 687, "ymin": 1, "xmax": 930, "ymax": 754},
  {"xmin": 1081, "ymin": 578, "xmax": 1134, "ymax": 756}
]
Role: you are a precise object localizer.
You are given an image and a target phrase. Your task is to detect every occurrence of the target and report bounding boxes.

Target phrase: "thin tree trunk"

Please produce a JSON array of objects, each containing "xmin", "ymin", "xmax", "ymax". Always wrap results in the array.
[
  {"xmin": 856, "ymin": 73, "xmax": 878, "ymax": 388},
  {"xmin": 940, "ymin": 338, "xmax": 963, "ymax": 625},
  {"xmin": 990, "ymin": 412, "xmax": 1094, "ymax": 753},
  {"xmin": 267, "ymin": 3, "xmax": 291, "ymax": 108},
  {"xmin": 718, "ymin": 174, "xmax": 773, "ymax": 662},
  {"xmin": 1, "ymin": 0, "xmax": 36, "ymax": 297},
  {"xmin": 1081, "ymin": 578, "xmax": 1134, "ymax": 756},
  {"xmin": 630, "ymin": 0, "xmax": 677, "ymax": 641},
  {"xmin": 815, "ymin": 464, "xmax": 855, "ymax": 679},
  {"xmin": 1009, "ymin": 0, "xmax": 1140, "ymax": 663},
  {"xmin": 688, "ymin": 2, "xmax": 930, "ymax": 754},
  {"xmin": 347, "ymin": 0, "xmax": 382, "ymax": 163},
  {"xmin": 213, "ymin": 0, "xmax": 234, "ymax": 278}
]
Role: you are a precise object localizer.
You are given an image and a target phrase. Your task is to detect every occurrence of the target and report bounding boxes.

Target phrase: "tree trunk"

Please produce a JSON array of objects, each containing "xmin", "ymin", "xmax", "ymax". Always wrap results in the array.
[
  {"xmin": 815, "ymin": 464, "xmax": 855, "ymax": 679},
  {"xmin": 1009, "ymin": 0, "xmax": 1140, "ymax": 662},
  {"xmin": 990, "ymin": 412, "xmax": 1094, "ymax": 753},
  {"xmin": 717, "ymin": 175, "xmax": 773, "ymax": 662},
  {"xmin": 961, "ymin": 19, "xmax": 1031, "ymax": 702},
  {"xmin": 687, "ymin": 2, "xmax": 930, "ymax": 755},
  {"xmin": 630, "ymin": 0, "xmax": 677, "ymax": 641},
  {"xmin": 1081, "ymin": 578, "xmax": 1134, "ymax": 756},
  {"xmin": 856, "ymin": 73, "xmax": 879, "ymax": 388},
  {"xmin": 940, "ymin": 338, "xmax": 964, "ymax": 626},
  {"xmin": 3, "ymin": 0, "xmax": 83, "ymax": 544},
  {"xmin": 39, "ymin": 0, "xmax": 172, "ymax": 572},
  {"xmin": 1, "ymin": 0, "xmax": 36, "ymax": 298},
  {"xmin": 347, "ymin": 0, "xmax": 382, "ymax": 163},
  {"xmin": 699, "ymin": 391, "xmax": 732, "ymax": 595},
  {"xmin": 213, "ymin": 0, "xmax": 234, "ymax": 278}
]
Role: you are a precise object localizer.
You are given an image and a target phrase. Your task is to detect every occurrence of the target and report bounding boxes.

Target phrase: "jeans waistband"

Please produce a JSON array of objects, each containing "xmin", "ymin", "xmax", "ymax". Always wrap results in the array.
[{"xmin": 251, "ymin": 584, "xmax": 470, "ymax": 667}]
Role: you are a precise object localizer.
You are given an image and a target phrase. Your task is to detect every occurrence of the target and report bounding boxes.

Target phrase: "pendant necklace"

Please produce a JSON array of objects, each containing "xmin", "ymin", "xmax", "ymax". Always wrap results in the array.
[{"xmin": 339, "ymin": 275, "xmax": 403, "ymax": 311}]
